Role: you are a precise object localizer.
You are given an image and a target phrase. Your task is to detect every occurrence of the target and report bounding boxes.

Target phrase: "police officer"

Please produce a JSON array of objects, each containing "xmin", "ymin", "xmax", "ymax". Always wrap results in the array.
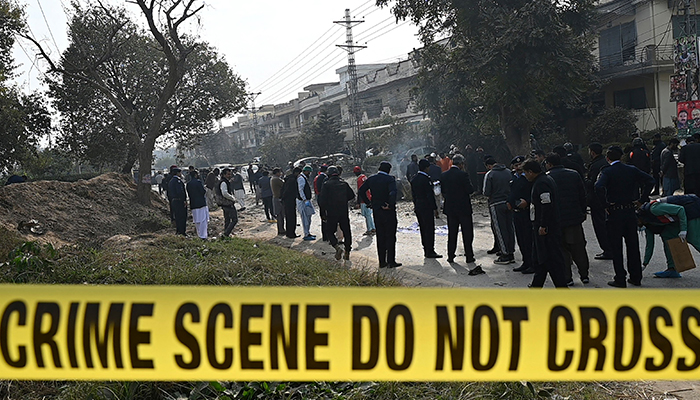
[
  {"xmin": 586, "ymin": 143, "xmax": 612, "ymax": 260},
  {"xmin": 595, "ymin": 146, "xmax": 655, "ymax": 288},
  {"xmin": 359, "ymin": 161, "xmax": 402, "ymax": 268},
  {"xmin": 521, "ymin": 159, "xmax": 568, "ymax": 288},
  {"xmin": 507, "ymin": 156, "xmax": 534, "ymax": 274},
  {"xmin": 411, "ymin": 159, "xmax": 442, "ymax": 258},
  {"xmin": 319, "ymin": 166, "xmax": 355, "ymax": 261},
  {"xmin": 441, "ymin": 154, "xmax": 479, "ymax": 272}
]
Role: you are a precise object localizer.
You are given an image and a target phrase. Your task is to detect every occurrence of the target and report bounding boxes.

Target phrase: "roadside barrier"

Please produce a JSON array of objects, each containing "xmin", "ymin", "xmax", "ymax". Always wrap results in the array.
[{"xmin": 0, "ymin": 285, "xmax": 698, "ymax": 381}]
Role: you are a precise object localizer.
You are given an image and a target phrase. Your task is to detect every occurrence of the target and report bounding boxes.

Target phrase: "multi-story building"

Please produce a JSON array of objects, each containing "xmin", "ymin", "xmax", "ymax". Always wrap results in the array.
[{"xmin": 594, "ymin": 0, "xmax": 678, "ymax": 132}]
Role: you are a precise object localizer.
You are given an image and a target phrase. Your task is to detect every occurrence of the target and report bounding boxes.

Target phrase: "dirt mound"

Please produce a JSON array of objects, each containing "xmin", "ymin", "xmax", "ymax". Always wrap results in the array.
[{"xmin": 0, "ymin": 173, "xmax": 170, "ymax": 246}]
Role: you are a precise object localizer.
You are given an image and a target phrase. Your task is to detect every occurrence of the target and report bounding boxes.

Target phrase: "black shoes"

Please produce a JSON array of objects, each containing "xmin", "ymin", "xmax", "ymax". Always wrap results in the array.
[
  {"xmin": 521, "ymin": 267, "xmax": 535, "ymax": 274},
  {"xmin": 465, "ymin": 257, "xmax": 476, "ymax": 263},
  {"xmin": 468, "ymin": 265, "xmax": 485, "ymax": 275},
  {"xmin": 607, "ymin": 280, "xmax": 626, "ymax": 288},
  {"xmin": 487, "ymin": 247, "xmax": 500, "ymax": 255},
  {"xmin": 447, "ymin": 256, "xmax": 455, "ymax": 263},
  {"xmin": 594, "ymin": 253, "xmax": 613, "ymax": 260},
  {"xmin": 581, "ymin": 277, "xmax": 590, "ymax": 284},
  {"xmin": 380, "ymin": 262, "xmax": 402, "ymax": 269},
  {"xmin": 627, "ymin": 279, "xmax": 641, "ymax": 287},
  {"xmin": 494, "ymin": 254, "xmax": 515, "ymax": 265},
  {"xmin": 425, "ymin": 253, "xmax": 443, "ymax": 259},
  {"xmin": 513, "ymin": 264, "xmax": 528, "ymax": 272}
]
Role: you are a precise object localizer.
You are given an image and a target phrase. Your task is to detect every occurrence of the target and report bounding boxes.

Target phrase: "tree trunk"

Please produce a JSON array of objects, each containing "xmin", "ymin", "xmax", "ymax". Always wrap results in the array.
[
  {"xmin": 136, "ymin": 144, "xmax": 155, "ymax": 205},
  {"xmin": 503, "ymin": 125, "xmax": 530, "ymax": 158}
]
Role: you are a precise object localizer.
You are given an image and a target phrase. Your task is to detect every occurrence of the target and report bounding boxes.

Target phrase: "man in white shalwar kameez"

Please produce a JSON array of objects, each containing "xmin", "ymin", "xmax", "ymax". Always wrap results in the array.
[{"xmin": 186, "ymin": 170, "xmax": 209, "ymax": 239}]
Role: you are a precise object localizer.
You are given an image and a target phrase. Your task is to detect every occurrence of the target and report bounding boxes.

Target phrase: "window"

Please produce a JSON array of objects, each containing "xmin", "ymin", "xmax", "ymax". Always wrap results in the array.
[
  {"xmin": 599, "ymin": 21, "xmax": 637, "ymax": 68},
  {"xmin": 613, "ymin": 87, "xmax": 647, "ymax": 109}
]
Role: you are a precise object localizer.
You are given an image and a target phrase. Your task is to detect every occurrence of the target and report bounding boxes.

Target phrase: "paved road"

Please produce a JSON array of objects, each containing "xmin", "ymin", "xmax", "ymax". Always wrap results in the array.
[{"xmin": 231, "ymin": 192, "xmax": 700, "ymax": 290}]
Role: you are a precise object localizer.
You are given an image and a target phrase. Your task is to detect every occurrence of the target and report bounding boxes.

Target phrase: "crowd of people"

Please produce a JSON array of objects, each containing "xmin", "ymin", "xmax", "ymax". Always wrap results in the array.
[{"xmin": 158, "ymin": 132, "xmax": 700, "ymax": 288}]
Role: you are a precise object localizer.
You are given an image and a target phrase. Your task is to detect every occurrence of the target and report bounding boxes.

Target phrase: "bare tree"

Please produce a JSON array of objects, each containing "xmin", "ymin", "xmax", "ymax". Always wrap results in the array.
[{"xmin": 24, "ymin": 0, "xmax": 247, "ymax": 204}]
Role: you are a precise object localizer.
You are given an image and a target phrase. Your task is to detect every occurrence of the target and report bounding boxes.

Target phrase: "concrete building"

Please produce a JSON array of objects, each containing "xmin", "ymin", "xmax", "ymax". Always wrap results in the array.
[{"xmin": 594, "ymin": 0, "xmax": 678, "ymax": 132}]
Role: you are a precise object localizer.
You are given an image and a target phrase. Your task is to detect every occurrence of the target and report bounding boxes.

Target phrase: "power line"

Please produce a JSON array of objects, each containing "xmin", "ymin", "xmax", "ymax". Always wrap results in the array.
[
  {"xmin": 259, "ymin": 52, "xmax": 347, "ymax": 105},
  {"xmin": 254, "ymin": 25, "xmax": 339, "ymax": 91},
  {"xmin": 359, "ymin": 20, "xmax": 411, "ymax": 44},
  {"xmin": 256, "ymin": 39, "xmax": 344, "ymax": 96},
  {"xmin": 36, "ymin": 0, "xmax": 61, "ymax": 54}
]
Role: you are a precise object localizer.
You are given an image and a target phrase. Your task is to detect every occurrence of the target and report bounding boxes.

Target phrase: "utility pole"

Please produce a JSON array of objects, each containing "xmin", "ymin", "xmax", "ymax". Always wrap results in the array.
[
  {"xmin": 334, "ymin": 9, "xmax": 366, "ymax": 158},
  {"xmin": 248, "ymin": 92, "xmax": 262, "ymax": 148}
]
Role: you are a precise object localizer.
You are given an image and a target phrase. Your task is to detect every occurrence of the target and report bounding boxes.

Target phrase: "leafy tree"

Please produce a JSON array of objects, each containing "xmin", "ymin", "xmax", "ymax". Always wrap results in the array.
[
  {"xmin": 0, "ymin": 1, "xmax": 51, "ymax": 171},
  {"xmin": 301, "ymin": 109, "xmax": 345, "ymax": 157},
  {"xmin": 259, "ymin": 136, "xmax": 304, "ymax": 168},
  {"xmin": 378, "ymin": 0, "xmax": 598, "ymax": 156},
  {"xmin": 27, "ymin": 1, "xmax": 247, "ymax": 204},
  {"xmin": 583, "ymin": 107, "xmax": 638, "ymax": 144}
]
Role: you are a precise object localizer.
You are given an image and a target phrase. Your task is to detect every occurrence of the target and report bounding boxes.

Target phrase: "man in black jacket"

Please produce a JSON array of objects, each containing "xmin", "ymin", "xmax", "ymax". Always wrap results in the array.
[
  {"xmin": 522, "ymin": 160, "xmax": 568, "ymax": 288},
  {"xmin": 168, "ymin": 168, "xmax": 187, "ymax": 236},
  {"xmin": 281, "ymin": 168, "xmax": 301, "ymax": 238},
  {"xmin": 216, "ymin": 168, "xmax": 238, "ymax": 238},
  {"xmin": 595, "ymin": 146, "xmax": 655, "ymax": 288},
  {"xmin": 359, "ymin": 161, "xmax": 401, "ymax": 268},
  {"xmin": 320, "ymin": 166, "xmax": 356, "ymax": 260},
  {"xmin": 507, "ymin": 156, "xmax": 533, "ymax": 274},
  {"xmin": 545, "ymin": 153, "xmax": 589, "ymax": 285},
  {"xmin": 650, "ymin": 134, "xmax": 666, "ymax": 195},
  {"xmin": 679, "ymin": 134, "xmax": 700, "ymax": 195},
  {"xmin": 661, "ymin": 138, "xmax": 680, "ymax": 196},
  {"xmin": 442, "ymin": 154, "xmax": 483, "ymax": 274},
  {"xmin": 411, "ymin": 159, "xmax": 442, "ymax": 258},
  {"xmin": 586, "ymin": 143, "xmax": 612, "ymax": 260}
]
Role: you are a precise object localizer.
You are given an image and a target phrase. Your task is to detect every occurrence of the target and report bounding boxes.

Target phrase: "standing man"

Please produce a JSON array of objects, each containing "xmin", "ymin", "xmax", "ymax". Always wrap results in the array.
[
  {"xmin": 475, "ymin": 147, "xmax": 487, "ymax": 195},
  {"xmin": 168, "ymin": 167, "xmax": 187, "ymax": 236},
  {"xmin": 406, "ymin": 154, "xmax": 419, "ymax": 183},
  {"xmin": 204, "ymin": 168, "xmax": 220, "ymax": 210},
  {"xmin": 258, "ymin": 170, "xmax": 274, "ymax": 223},
  {"xmin": 679, "ymin": 133, "xmax": 700, "ymax": 195},
  {"xmin": 628, "ymin": 137, "xmax": 651, "ymax": 174},
  {"xmin": 314, "ymin": 165, "xmax": 330, "ymax": 241},
  {"xmin": 297, "ymin": 165, "xmax": 316, "ymax": 241},
  {"xmin": 521, "ymin": 160, "xmax": 568, "ymax": 288},
  {"xmin": 650, "ymin": 134, "xmax": 666, "ymax": 195},
  {"xmin": 320, "ymin": 166, "xmax": 355, "ymax": 261},
  {"xmin": 247, "ymin": 163, "xmax": 256, "ymax": 194},
  {"xmin": 564, "ymin": 142, "xmax": 585, "ymax": 171},
  {"xmin": 154, "ymin": 171, "xmax": 164, "ymax": 195},
  {"xmin": 271, "ymin": 168, "xmax": 286, "ymax": 235},
  {"xmin": 282, "ymin": 168, "xmax": 301, "ymax": 238},
  {"xmin": 354, "ymin": 166, "xmax": 375, "ymax": 235},
  {"xmin": 441, "ymin": 154, "xmax": 483, "ymax": 274},
  {"xmin": 545, "ymin": 153, "xmax": 590, "ymax": 285},
  {"xmin": 484, "ymin": 157, "xmax": 516, "ymax": 264},
  {"xmin": 586, "ymin": 143, "xmax": 612, "ymax": 260},
  {"xmin": 186, "ymin": 170, "xmax": 209, "ymax": 239},
  {"xmin": 595, "ymin": 146, "xmax": 655, "ymax": 288},
  {"xmin": 359, "ymin": 161, "xmax": 401, "ymax": 268},
  {"xmin": 507, "ymin": 156, "xmax": 534, "ymax": 274},
  {"xmin": 231, "ymin": 167, "xmax": 246, "ymax": 211},
  {"xmin": 411, "ymin": 159, "xmax": 442, "ymax": 258},
  {"xmin": 216, "ymin": 168, "xmax": 238, "ymax": 238},
  {"xmin": 661, "ymin": 138, "xmax": 681, "ymax": 197}
]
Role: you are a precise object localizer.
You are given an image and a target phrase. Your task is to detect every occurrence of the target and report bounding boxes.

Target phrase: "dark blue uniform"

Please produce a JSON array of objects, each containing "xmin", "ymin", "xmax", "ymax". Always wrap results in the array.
[
  {"xmin": 411, "ymin": 171, "xmax": 438, "ymax": 256},
  {"xmin": 507, "ymin": 173, "xmax": 533, "ymax": 272},
  {"xmin": 168, "ymin": 175, "xmax": 187, "ymax": 235},
  {"xmin": 441, "ymin": 166, "xmax": 475, "ymax": 261},
  {"xmin": 359, "ymin": 171, "xmax": 399, "ymax": 267},
  {"xmin": 595, "ymin": 161, "xmax": 655, "ymax": 287},
  {"xmin": 529, "ymin": 173, "xmax": 568, "ymax": 288}
]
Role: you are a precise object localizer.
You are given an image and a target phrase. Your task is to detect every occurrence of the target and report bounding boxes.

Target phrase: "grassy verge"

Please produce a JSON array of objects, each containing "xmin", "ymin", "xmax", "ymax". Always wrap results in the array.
[{"xmin": 0, "ymin": 235, "xmax": 648, "ymax": 399}]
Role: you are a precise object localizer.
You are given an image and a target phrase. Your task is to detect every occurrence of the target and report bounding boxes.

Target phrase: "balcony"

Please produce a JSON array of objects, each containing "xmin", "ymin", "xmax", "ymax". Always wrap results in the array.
[{"xmin": 596, "ymin": 44, "xmax": 674, "ymax": 77}]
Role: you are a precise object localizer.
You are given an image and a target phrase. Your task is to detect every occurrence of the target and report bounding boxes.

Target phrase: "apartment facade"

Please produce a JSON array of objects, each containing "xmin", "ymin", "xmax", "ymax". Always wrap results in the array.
[{"xmin": 595, "ymin": 0, "xmax": 679, "ymax": 132}]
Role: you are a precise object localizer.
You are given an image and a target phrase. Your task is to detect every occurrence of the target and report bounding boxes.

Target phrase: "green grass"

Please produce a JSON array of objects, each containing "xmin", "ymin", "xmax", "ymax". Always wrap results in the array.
[{"xmin": 0, "ymin": 236, "xmax": 650, "ymax": 399}]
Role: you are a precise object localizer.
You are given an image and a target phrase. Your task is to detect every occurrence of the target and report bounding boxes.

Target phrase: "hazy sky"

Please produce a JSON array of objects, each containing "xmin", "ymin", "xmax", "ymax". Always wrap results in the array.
[{"xmin": 13, "ymin": 0, "xmax": 422, "ymax": 109}]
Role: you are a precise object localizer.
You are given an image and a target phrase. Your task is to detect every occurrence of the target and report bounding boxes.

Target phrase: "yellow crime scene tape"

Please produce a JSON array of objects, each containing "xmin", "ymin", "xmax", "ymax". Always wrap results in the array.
[{"xmin": 0, "ymin": 284, "xmax": 698, "ymax": 381}]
